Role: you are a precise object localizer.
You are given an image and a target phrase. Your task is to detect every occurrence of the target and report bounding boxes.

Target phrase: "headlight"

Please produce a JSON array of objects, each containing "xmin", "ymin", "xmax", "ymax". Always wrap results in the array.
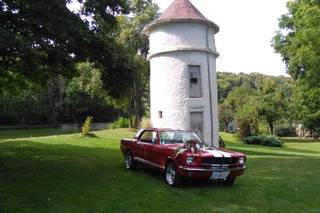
[
  {"xmin": 239, "ymin": 157, "xmax": 245, "ymax": 165},
  {"xmin": 186, "ymin": 156, "xmax": 194, "ymax": 164}
]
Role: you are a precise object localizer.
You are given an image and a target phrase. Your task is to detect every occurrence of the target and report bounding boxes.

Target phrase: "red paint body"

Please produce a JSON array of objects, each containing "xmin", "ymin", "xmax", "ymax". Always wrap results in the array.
[{"xmin": 120, "ymin": 128, "xmax": 246, "ymax": 180}]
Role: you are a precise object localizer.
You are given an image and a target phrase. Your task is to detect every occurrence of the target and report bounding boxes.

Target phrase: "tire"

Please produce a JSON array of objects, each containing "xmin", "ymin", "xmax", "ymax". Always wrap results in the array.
[
  {"xmin": 124, "ymin": 150, "xmax": 137, "ymax": 170},
  {"xmin": 165, "ymin": 162, "xmax": 183, "ymax": 187},
  {"xmin": 224, "ymin": 176, "xmax": 236, "ymax": 185}
]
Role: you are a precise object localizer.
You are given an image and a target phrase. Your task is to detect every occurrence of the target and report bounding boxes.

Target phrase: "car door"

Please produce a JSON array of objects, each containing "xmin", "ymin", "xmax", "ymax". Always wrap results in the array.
[
  {"xmin": 146, "ymin": 132, "xmax": 165, "ymax": 168},
  {"xmin": 137, "ymin": 130, "xmax": 157, "ymax": 164}
]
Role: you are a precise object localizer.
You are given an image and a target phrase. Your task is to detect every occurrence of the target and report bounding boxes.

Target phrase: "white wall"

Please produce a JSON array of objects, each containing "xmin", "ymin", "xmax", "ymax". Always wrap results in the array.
[
  {"xmin": 149, "ymin": 22, "xmax": 219, "ymax": 147},
  {"xmin": 149, "ymin": 22, "xmax": 217, "ymax": 57}
]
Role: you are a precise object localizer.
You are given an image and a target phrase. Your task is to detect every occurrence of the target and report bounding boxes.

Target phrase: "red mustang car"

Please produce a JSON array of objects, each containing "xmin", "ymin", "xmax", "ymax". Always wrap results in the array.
[{"xmin": 120, "ymin": 128, "xmax": 246, "ymax": 187}]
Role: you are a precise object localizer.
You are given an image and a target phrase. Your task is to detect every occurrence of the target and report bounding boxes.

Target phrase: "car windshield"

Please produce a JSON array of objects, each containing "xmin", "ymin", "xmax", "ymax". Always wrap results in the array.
[{"xmin": 159, "ymin": 130, "xmax": 207, "ymax": 146}]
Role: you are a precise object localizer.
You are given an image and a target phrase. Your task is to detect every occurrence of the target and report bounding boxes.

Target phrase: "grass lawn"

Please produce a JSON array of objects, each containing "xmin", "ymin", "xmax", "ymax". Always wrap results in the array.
[
  {"xmin": 1, "ymin": 129, "xmax": 320, "ymax": 212},
  {"xmin": 0, "ymin": 128, "xmax": 78, "ymax": 140}
]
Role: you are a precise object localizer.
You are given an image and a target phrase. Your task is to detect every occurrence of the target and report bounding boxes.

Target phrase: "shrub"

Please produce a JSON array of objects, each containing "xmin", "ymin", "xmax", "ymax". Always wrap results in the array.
[
  {"xmin": 116, "ymin": 117, "xmax": 129, "ymax": 128},
  {"xmin": 109, "ymin": 117, "xmax": 129, "ymax": 129},
  {"xmin": 81, "ymin": 116, "xmax": 93, "ymax": 136},
  {"xmin": 237, "ymin": 118, "xmax": 252, "ymax": 138},
  {"xmin": 244, "ymin": 135, "xmax": 283, "ymax": 147},
  {"xmin": 235, "ymin": 103, "xmax": 257, "ymax": 138},
  {"xmin": 274, "ymin": 126, "xmax": 297, "ymax": 137}
]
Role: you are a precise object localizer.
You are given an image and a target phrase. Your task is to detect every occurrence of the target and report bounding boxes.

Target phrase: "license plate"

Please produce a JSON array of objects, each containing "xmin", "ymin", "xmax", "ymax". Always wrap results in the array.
[{"xmin": 210, "ymin": 168, "xmax": 230, "ymax": 180}]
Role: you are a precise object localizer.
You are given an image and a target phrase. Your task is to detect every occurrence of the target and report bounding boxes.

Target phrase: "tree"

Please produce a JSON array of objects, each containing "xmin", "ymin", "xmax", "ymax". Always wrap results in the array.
[
  {"xmin": 225, "ymin": 82, "xmax": 255, "ymax": 112},
  {"xmin": 68, "ymin": 62, "xmax": 105, "ymax": 98},
  {"xmin": 293, "ymin": 83, "xmax": 320, "ymax": 137},
  {"xmin": 257, "ymin": 80, "xmax": 289, "ymax": 134},
  {"xmin": 218, "ymin": 102, "xmax": 234, "ymax": 132},
  {"xmin": 62, "ymin": 62, "xmax": 122, "ymax": 123},
  {"xmin": 0, "ymin": 0, "xmax": 161, "ymax": 126},
  {"xmin": 0, "ymin": 62, "xmax": 122, "ymax": 125},
  {"xmin": 217, "ymin": 72, "xmax": 242, "ymax": 102},
  {"xmin": 273, "ymin": 0, "xmax": 320, "ymax": 134},
  {"xmin": 0, "ymin": 0, "xmax": 128, "ymax": 95},
  {"xmin": 235, "ymin": 102, "xmax": 258, "ymax": 138},
  {"xmin": 273, "ymin": 0, "xmax": 320, "ymax": 87},
  {"xmin": 114, "ymin": 0, "xmax": 159, "ymax": 128},
  {"xmin": 224, "ymin": 83, "xmax": 258, "ymax": 137}
]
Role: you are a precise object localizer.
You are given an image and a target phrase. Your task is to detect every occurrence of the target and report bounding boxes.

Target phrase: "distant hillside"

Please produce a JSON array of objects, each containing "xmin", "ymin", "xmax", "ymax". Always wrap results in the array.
[{"xmin": 217, "ymin": 72, "xmax": 294, "ymax": 103}]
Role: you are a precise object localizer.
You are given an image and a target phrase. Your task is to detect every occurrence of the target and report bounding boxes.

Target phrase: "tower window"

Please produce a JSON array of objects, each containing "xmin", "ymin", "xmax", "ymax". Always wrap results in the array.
[
  {"xmin": 158, "ymin": 111, "xmax": 163, "ymax": 119},
  {"xmin": 189, "ymin": 65, "xmax": 201, "ymax": 98}
]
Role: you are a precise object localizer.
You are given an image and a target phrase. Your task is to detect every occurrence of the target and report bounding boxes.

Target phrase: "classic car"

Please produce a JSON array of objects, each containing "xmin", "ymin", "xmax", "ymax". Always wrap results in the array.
[{"xmin": 120, "ymin": 128, "xmax": 246, "ymax": 187}]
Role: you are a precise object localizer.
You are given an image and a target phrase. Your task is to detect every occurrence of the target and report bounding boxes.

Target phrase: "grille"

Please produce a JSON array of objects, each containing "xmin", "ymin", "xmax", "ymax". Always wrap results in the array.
[{"xmin": 202, "ymin": 157, "xmax": 238, "ymax": 165}]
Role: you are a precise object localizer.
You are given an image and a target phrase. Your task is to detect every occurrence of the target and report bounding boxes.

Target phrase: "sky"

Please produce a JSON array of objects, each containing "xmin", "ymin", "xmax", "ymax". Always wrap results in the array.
[{"xmin": 153, "ymin": 0, "xmax": 289, "ymax": 76}]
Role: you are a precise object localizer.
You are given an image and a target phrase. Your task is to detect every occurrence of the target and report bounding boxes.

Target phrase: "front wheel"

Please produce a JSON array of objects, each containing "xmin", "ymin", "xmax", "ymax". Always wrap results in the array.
[
  {"xmin": 165, "ymin": 162, "xmax": 183, "ymax": 187},
  {"xmin": 124, "ymin": 150, "xmax": 137, "ymax": 170}
]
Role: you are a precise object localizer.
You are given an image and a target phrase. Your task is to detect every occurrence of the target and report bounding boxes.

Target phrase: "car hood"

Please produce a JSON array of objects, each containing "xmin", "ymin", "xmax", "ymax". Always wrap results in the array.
[
  {"xmin": 164, "ymin": 144, "xmax": 245, "ymax": 158},
  {"xmin": 198, "ymin": 147, "xmax": 245, "ymax": 158}
]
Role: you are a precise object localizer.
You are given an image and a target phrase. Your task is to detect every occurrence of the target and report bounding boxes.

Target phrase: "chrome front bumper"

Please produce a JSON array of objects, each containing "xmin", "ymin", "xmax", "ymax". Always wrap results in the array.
[{"xmin": 178, "ymin": 165, "xmax": 246, "ymax": 172}]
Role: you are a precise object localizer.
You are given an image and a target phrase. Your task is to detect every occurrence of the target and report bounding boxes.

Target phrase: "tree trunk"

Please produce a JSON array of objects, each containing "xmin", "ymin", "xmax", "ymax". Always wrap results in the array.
[
  {"xmin": 268, "ymin": 121, "xmax": 274, "ymax": 135},
  {"xmin": 128, "ymin": 116, "xmax": 134, "ymax": 129},
  {"xmin": 224, "ymin": 121, "xmax": 229, "ymax": 133},
  {"xmin": 128, "ymin": 83, "xmax": 144, "ymax": 129}
]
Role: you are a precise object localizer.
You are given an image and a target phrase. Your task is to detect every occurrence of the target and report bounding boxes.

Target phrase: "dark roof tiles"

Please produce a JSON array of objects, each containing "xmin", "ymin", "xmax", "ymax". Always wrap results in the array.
[
  {"xmin": 158, "ymin": 0, "xmax": 208, "ymax": 22},
  {"xmin": 144, "ymin": 0, "xmax": 219, "ymax": 34}
]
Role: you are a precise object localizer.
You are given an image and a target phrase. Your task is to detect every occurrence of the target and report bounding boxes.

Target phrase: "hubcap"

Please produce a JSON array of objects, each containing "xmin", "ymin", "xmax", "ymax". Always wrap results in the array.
[
  {"xmin": 166, "ymin": 164, "xmax": 176, "ymax": 185},
  {"xmin": 125, "ymin": 153, "xmax": 131, "ymax": 169}
]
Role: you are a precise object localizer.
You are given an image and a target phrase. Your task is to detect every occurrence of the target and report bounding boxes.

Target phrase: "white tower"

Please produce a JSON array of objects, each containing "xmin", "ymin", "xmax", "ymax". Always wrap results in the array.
[{"xmin": 144, "ymin": 0, "xmax": 220, "ymax": 147}]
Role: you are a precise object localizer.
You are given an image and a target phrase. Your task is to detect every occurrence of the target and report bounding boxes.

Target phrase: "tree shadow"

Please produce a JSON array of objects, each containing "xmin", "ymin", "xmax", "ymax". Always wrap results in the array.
[
  {"xmin": 0, "ymin": 128, "xmax": 79, "ymax": 140},
  {"xmin": 224, "ymin": 142, "xmax": 320, "ymax": 157},
  {"xmin": 282, "ymin": 138, "xmax": 320, "ymax": 143}
]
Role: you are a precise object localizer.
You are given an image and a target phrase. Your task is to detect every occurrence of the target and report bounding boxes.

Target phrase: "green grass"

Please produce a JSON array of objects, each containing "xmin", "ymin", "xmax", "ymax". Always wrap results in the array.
[
  {"xmin": 1, "ymin": 129, "xmax": 320, "ymax": 212},
  {"xmin": 282, "ymin": 137, "xmax": 320, "ymax": 143},
  {"xmin": 0, "ymin": 128, "xmax": 78, "ymax": 140}
]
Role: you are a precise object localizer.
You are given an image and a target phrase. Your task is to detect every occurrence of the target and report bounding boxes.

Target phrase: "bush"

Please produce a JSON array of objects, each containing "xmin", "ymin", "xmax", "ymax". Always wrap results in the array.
[
  {"xmin": 244, "ymin": 135, "xmax": 283, "ymax": 147},
  {"xmin": 235, "ymin": 103, "xmax": 257, "ymax": 138},
  {"xmin": 81, "ymin": 116, "xmax": 93, "ymax": 136},
  {"xmin": 109, "ymin": 117, "xmax": 129, "ymax": 129},
  {"xmin": 236, "ymin": 118, "xmax": 252, "ymax": 138},
  {"xmin": 274, "ymin": 126, "xmax": 297, "ymax": 137}
]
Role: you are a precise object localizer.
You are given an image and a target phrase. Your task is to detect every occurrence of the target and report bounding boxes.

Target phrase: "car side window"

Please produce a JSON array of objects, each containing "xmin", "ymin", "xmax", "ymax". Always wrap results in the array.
[{"xmin": 139, "ymin": 131, "xmax": 157, "ymax": 144}]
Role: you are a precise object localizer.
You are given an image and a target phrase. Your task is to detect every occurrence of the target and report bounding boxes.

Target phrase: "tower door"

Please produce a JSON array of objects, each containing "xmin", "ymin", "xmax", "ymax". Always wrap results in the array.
[{"xmin": 190, "ymin": 112, "xmax": 203, "ymax": 137}]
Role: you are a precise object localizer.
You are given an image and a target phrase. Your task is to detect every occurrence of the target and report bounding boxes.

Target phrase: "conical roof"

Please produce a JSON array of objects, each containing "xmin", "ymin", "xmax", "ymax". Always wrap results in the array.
[
  {"xmin": 144, "ymin": 0, "xmax": 219, "ymax": 35},
  {"xmin": 158, "ymin": 0, "xmax": 208, "ymax": 22}
]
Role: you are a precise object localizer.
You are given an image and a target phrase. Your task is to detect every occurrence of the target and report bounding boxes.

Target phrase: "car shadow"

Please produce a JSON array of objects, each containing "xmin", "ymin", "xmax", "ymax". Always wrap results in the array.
[{"xmin": 136, "ymin": 165, "xmax": 237, "ymax": 189}]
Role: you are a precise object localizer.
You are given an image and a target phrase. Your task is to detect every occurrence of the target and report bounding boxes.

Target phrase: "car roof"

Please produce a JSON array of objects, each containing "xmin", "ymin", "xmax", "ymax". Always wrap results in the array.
[{"xmin": 141, "ymin": 128, "xmax": 193, "ymax": 132}]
